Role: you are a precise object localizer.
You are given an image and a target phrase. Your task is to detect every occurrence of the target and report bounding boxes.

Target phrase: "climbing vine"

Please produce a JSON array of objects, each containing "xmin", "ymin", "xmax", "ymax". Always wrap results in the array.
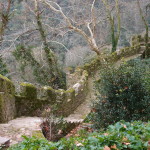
[
  {"xmin": 13, "ymin": 45, "xmax": 66, "ymax": 88},
  {"xmin": 0, "ymin": 55, "xmax": 9, "ymax": 77}
]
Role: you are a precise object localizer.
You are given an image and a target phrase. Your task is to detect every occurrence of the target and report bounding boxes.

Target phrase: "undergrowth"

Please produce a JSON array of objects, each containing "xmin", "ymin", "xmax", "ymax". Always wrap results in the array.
[{"xmin": 8, "ymin": 121, "xmax": 150, "ymax": 150}]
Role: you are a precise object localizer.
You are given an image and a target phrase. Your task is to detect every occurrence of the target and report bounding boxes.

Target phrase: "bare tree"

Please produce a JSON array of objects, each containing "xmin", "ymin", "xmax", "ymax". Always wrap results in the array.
[
  {"xmin": 39, "ymin": 0, "xmax": 121, "ymax": 55},
  {"xmin": 0, "ymin": 0, "xmax": 12, "ymax": 45},
  {"xmin": 34, "ymin": 0, "xmax": 64, "ymax": 88},
  {"xmin": 40, "ymin": 0, "xmax": 102, "ymax": 55}
]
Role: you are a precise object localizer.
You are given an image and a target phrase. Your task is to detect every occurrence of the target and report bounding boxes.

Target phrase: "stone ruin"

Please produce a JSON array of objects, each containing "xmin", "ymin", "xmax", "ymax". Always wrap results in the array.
[{"xmin": 0, "ymin": 35, "xmax": 149, "ymax": 123}]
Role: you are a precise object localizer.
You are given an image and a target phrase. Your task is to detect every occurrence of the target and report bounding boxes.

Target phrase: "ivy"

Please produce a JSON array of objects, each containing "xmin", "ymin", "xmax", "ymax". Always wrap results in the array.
[
  {"xmin": 0, "ymin": 55, "xmax": 9, "ymax": 77},
  {"xmin": 8, "ymin": 121, "xmax": 150, "ymax": 150}
]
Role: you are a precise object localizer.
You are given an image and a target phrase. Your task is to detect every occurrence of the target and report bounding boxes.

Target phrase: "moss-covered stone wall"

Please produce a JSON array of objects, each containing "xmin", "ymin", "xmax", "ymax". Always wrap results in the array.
[
  {"xmin": 0, "ymin": 75, "xmax": 16, "ymax": 123},
  {"xmin": 0, "ymin": 35, "xmax": 149, "ymax": 123},
  {"xmin": 15, "ymin": 69, "xmax": 88, "ymax": 117}
]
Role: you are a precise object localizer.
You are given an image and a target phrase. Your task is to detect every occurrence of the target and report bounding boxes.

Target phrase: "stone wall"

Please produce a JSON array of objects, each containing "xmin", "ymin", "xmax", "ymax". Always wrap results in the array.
[
  {"xmin": 0, "ymin": 35, "xmax": 149, "ymax": 123},
  {"xmin": 67, "ymin": 35, "xmax": 149, "ymax": 86},
  {"xmin": 15, "ymin": 70, "xmax": 88, "ymax": 117},
  {"xmin": 0, "ymin": 69, "xmax": 88, "ymax": 123},
  {"xmin": 0, "ymin": 75, "xmax": 16, "ymax": 123}
]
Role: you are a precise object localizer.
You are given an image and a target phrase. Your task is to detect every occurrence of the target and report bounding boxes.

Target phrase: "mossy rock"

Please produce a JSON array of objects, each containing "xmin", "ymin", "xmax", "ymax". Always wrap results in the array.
[
  {"xmin": 45, "ymin": 86, "xmax": 57, "ymax": 103},
  {"xmin": 0, "ymin": 74, "xmax": 15, "ymax": 95},
  {"xmin": 0, "ymin": 93, "xmax": 4, "ymax": 122},
  {"xmin": 65, "ymin": 88, "xmax": 75, "ymax": 101},
  {"xmin": 20, "ymin": 82, "xmax": 37, "ymax": 99},
  {"xmin": 0, "ymin": 92, "xmax": 16, "ymax": 123}
]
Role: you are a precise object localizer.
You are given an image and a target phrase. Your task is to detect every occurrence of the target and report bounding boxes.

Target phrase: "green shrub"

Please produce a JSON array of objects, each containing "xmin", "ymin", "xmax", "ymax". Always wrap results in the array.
[
  {"xmin": 0, "ymin": 55, "xmax": 9, "ymax": 77},
  {"xmin": 8, "ymin": 121, "xmax": 150, "ymax": 150},
  {"xmin": 92, "ymin": 59, "xmax": 150, "ymax": 128}
]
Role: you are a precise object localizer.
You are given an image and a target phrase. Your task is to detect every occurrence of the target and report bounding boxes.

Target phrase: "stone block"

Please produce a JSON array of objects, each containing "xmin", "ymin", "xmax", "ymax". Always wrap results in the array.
[
  {"xmin": 0, "ymin": 93, "xmax": 16, "ymax": 123},
  {"xmin": 19, "ymin": 82, "xmax": 37, "ymax": 99},
  {"xmin": 0, "ymin": 75, "xmax": 15, "ymax": 95},
  {"xmin": 0, "ymin": 137, "xmax": 10, "ymax": 149}
]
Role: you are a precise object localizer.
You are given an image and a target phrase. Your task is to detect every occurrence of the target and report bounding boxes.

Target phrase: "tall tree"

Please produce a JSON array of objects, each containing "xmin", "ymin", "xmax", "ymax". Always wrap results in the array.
[
  {"xmin": 102, "ymin": 0, "xmax": 121, "ymax": 53},
  {"xmin": 40, "ymin": 0, "xmax": 121, "ymax": 55},
  {"xmin": 0, "ymin": 0, "xmax": 12, "ymax": 45},
  {"xmin": 41, "ymin": 0, "xmax": 103, "ymax": 55}
]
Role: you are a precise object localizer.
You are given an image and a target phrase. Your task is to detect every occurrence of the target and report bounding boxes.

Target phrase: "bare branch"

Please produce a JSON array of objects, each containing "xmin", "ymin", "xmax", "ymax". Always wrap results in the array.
[
  {"xmin": 40, "ymin": 0, "xmax": 101, "ymax": 55},
  {"xmin": 91, "ymin": 0, "xmax": 96, "ymax": 34}
]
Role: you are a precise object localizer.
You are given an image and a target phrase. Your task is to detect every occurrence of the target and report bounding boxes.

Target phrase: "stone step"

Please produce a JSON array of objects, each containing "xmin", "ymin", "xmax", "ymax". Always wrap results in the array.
[{"xmin": 0, "ymin": 137, "xmax": 10, "ymax": 149}]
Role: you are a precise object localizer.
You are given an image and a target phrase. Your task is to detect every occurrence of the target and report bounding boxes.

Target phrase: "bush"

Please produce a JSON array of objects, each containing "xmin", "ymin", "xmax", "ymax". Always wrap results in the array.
[
  {"xmin": 92, "ymin": 59, "xmax": 150, "ymax": 128},
  {"xmin": 8, "ymin": 121, "xmax": 150, "ymax": 150},
  {"xmin": 0, "ymin": 55, "xmax": 9, "ymax": 77}
]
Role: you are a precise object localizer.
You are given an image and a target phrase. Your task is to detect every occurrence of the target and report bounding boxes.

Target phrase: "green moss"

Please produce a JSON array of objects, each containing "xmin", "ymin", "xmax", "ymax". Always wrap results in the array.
[
  {"xmin": 137, "ymin": 35, "xmax": 141, "ymax": 40},
  {"xmin": 0, "ymin": 56, "xmax": 9, "ymax": 77},
  {"xmin": 125, "ymin": 47, "xmax": 130, "ymax": 51},
  {"xmin": 65, "ymin": 88, "xmax": 75, "ymax": 101},
  {"xmin": 46, "ymin": 87, "xmax": 57, "ymax": 103},
  {"xmin": 82, "ymin": 70, "xmax": 88, "ymax": 78},
  {"xmin": 20, "ymin": 82, "xmax": 37, "ymax": 99},
  {"xmin": 32, "ymin": 130, "xmax": 45, "ymax": 138},
  {"xmin": 0, "ymin": 93, "xmax": 4, "ymax": 122},
  {"xmin": 0, "ymin": 74, "xmax": 12, "ymax": 83},
  {"xmin": 65, "ymin": 88, "xmax": 75, "ymax": 94},
  {"xmin": 81, "ymin": 56, "xmax": 101, "ymax": 72},
  {"xmin": 81, "ymin": 57, "xmax": 101, "ymax": 74},
  {"xmin": 0, "ymin": 74, "xmax": 15, "ymax": 94}
]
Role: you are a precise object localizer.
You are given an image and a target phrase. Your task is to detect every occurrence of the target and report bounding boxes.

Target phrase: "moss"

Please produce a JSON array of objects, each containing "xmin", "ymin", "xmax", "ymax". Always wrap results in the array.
[
  {"xmin": 125, "ymin": 47, "xmax": 130, "ymax": 51},
  {"xmin": 137, "ymin": 35, "xmax": 142, "ymax": 40},
  {"xmin": 65, "ymin": 88, "xmax": 75, "ymax": 94},
  {"xmin": 0, "ymin": 56, "xmax": 9, "ymax": 76},
  {"xmin": 0, "ymin": 93, "xmax": 4, "ymax": 122},
  {"xmin": 110, "ymin": 51, "xmax": 120, "ymax": 62},
  {"xmin": 32, "ymin": 130, "xmax": 44, "ymax": 138},
  {"xmin": 20, "ymin": 82, "xmax": 37, "ymax": 99},
  {"xmin": 0, "ymin": 74, "xmax": 12, "ymax": 83},
  {"xmin": 65, "ymin": 88, "xmax": 75, "ymax": 101},
  {"xmin": 46, "ymin": 86, "xmax": 56, "ymax": 103},
  {"xmin": 81, "ymin": 56, "xmax": 101, "ymax": 72},
  {"xmin": 0, "ymin": 74, "xmax": 15, "ymax": 94},
  {"xmin": 81, "ymin": 58, "xmax": 101, "ymax": 74},
  {"xmin": 82, "ymin": 70, "xmax": 88, "ymax": 78}
]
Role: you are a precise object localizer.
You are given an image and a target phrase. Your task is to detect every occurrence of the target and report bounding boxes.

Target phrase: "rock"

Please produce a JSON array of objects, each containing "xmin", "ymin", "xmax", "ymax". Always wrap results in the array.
[{"xmin": 0, "ymin": 136, "xmax": 10, "ymax": 149}]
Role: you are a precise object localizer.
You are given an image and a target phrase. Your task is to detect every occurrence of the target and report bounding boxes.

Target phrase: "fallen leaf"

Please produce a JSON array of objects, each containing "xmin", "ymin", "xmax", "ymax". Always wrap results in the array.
[
  {"xmin": 58, "ymin": 130, "xmax": 63, "ymax": 135},
  {"xmin": 75, "ymin": 141, "xmax": 83, "ymax": 147},
  {"xmin": 104, "ymin": 133, "xmax": 109, "ymax": 136},
  {"xmin": 123, "ymin": 142, "xmax": 130, "ymax": 145},
  {"xmin": 111, "ymin": 144, "xmax": 117, "ymax": 149},
  {"xmin": 103, "ymin": 146, "xmax": 111, "ymax": 150},
  {"xmin": 76, "ymin": 143, "xmax": 83, "ymax": 147}
]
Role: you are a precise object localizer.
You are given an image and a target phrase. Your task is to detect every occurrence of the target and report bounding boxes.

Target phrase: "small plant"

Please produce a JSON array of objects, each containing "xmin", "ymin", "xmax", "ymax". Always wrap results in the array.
[{"xmin": 41, "ymin": 105, "xmax": 67, "ymax": 141}]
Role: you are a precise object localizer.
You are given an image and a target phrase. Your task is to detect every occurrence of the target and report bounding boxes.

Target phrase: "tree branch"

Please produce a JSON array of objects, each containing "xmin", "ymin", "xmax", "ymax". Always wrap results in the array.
[{"xmin": 40, "ymin": 0, "xmax": 101, "ymax": 55}]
